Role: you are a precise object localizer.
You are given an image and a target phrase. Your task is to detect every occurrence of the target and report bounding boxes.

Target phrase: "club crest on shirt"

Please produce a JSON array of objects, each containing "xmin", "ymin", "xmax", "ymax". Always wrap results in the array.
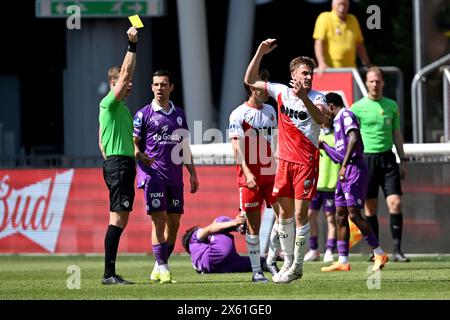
[
  {"xmin": 244, "ymin": 112, "xmax": 254, "ymax": 124},
  {"xmin": 152, "ymin": 199, "xmax": 161, "ymax": 208},
  {"xmin": 177, "ymin": 116, "xmax": 183, "ymax": 126}
]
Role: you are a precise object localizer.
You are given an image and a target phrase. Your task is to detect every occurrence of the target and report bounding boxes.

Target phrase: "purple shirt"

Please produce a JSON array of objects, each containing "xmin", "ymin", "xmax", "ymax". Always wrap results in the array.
[
  {"xmin": 189, "ymin": 229, "xmax": 215, "ymax": 273},
  {"xmin": 333, "ymin": 108, "xmax": 364, "ymax": 161},
  {"xmin": 133, "ymin": 101, "xmax": 189, "ymax": 187}
]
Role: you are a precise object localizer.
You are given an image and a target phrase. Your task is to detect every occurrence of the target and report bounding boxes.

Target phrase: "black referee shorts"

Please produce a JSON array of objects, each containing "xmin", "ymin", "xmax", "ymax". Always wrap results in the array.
[
  {"xmin": 103, "ymin": 155, "xmax": 136, "ymax": 212},
  {"xmin": 364, "ymin": 151, "xmax": 402, "ymax": 199}
]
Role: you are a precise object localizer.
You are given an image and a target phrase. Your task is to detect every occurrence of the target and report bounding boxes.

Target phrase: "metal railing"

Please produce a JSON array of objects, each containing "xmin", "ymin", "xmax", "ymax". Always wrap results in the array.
[
  {"xmin": 411, "ymin": 53, "xmax": 450, "ymax": 143},
  {"xmin": 0, "ymin": 155, "xmax": 104, "ymax": 169},
  {"xmin": 444, "ymin": 67, "xmax": 450, "ymax": 142},
  {"xmin": 319, "ymin": 67, "xmax": 404, "ymax": 133}
]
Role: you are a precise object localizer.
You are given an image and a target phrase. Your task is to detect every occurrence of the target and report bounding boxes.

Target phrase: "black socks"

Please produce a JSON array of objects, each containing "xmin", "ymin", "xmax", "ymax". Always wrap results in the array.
[{"xmin": 104, "ymin": 224, "xmax": 124, "ymax": 278}]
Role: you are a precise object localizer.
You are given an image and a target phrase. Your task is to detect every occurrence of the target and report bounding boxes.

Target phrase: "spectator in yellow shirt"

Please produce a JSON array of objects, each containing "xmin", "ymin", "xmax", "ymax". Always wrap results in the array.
[{"xmin": 313, "ymin": 0, "xmax": 371, "ymax": 72}]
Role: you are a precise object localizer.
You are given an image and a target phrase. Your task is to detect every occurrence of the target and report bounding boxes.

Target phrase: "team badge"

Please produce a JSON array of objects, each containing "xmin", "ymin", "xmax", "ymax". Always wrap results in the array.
[
  {"xmin": 152, "ymin": 199, "xmax": 161, "ymax": 208},
  {"xmin": 177, "ymin": 116, "xmax": 183, "ymax": 126}
]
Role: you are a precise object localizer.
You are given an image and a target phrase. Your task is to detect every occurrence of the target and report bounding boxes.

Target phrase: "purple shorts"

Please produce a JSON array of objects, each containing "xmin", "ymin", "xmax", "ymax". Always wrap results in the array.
[
  {"xmin": 335, "ymin": 159, "xmax": 368, "ymax": 209},
  {"xmin": 309, "ymin": 190, "xmax": 336, "ymax": 213},
  {"xmin": 144, "ymin": 181, "xmax": 184, "ymax": 214}
]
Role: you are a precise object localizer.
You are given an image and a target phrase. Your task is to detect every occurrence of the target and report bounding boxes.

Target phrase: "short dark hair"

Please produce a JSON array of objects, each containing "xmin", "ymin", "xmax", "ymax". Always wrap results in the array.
[
  {"xmin": 181, "ymin": 226, "xmax": 200, "ymax": 254},
  {"xmin": 153, "ymin": 69, "xmax": 173, "ymax": 85},
  {"xmin": 325, "ymin": 92, "xmax": 344, "ymax": 107},
  {"xmin": 244, "ymin": 68, "xmax": 270, "ymax": 96}
]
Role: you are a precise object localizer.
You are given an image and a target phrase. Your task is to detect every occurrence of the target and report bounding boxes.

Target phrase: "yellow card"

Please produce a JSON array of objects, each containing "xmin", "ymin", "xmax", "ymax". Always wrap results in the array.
[{"xmin": 128, "ymin": 15, "xmax": 144, "ymax": 28}]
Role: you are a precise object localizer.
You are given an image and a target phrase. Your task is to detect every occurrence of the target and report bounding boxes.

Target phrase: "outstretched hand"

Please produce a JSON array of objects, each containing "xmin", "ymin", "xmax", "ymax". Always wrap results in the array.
[
  {"xmin": 257, "ymin": 38, "xmax": 277, "ymax": 55},
  {"xmin": 127, "ymin": 27, "xmax": 138, "ymax": 43}
]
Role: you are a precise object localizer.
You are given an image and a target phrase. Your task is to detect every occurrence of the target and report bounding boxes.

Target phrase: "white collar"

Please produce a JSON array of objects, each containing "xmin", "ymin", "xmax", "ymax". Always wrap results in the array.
[{"xmin": 152, "ymin": 100, "xmax": 175, "ymax": 115}]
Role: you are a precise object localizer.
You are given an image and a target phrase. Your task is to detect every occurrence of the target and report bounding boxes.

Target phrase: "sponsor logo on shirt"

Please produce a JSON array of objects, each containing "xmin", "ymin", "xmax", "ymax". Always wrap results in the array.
[
  {"xmin": 244, "ymin": 202, "xmax": 259, "ymax": 208},
  {"xmin": 280, "ymin": 105, "xmax": 308, "ymax": 121},
  {"xmin": 133, "ymin": 116, "xmax": 142, "ymax": 128},
  {"xmin": 149, "ymin": 192, "xmax": 164, "ymax": 198},
  {"xmin": 152, "ymin": 125, "xmax": 184, "ymax": 143},
  {"xmin": 229, "ymin": 123, "xmax": 237, "ymax": 132}
]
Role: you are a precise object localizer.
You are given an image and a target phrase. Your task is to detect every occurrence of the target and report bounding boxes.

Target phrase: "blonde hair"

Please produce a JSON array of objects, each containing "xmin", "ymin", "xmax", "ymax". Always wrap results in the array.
[
  {"xmin": 108, "ymin": 66, "xmax": 121, "ymax": 84},
  {"xmin": 289, "ymin": 56, "xmax": 317, "ymax": 73},
  {"xmin": 366, "ymin": 66, "xmax": 384, "ymax": 80}
]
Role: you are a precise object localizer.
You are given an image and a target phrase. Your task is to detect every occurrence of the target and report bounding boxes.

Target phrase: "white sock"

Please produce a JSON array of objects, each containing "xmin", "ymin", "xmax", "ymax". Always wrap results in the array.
[
  {"xmin": 159, "ymin": 264, "xmax": 169, "ymax": 272},
  {"xmin": 267, "ymin": 222, "xmax": 281, "ymax": 265},
  {"xmin": 373, "ymin": 246, "xmax": 384, "ymax": 255},
  {"xmin": 279, "ymin": 218, "xmax": 295, "ymax": 267},
  {"xmin": 152, "ymin": 261, "xmax": 159, "ymax": 273},
  {"xmin": 246, "ymin": 234, "xmax": 262, "ymax": 273},
  {"xmin": 293, "ymin": 223, "xmax": 310, "ymax": 267},
  {"xmin": 338, "ymin": 256, "xmax": 349, "ymax": 264}
]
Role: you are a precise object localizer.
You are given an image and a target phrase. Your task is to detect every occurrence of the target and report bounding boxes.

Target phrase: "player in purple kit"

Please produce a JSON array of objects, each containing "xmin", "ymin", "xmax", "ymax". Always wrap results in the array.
[
  {"xmin": 182, "ymin": 215, "xmax": 270, "ymax": 274},
  {"xmin": 319, "ymin": 92, "xmax": 388, "ymax": 272},
  {"xmin": 133, "ymin": 70, "xmax": 199, "ymax": 283}
]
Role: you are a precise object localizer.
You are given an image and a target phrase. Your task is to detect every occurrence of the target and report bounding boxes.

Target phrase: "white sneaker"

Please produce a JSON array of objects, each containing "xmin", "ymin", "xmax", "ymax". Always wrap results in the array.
[
  {"xmin": 323, "ymin": 250, "xmax": 334, "ymax": 263},
  {"xmin": 272, "ymin": 268, "xmax": 302, "ymax": 284},
  {"xmin": 304, "ymin": 249, "xmax": 320, "ymax": 262},
  {"xmin": 271, "ymin": 262, "xmax": 291, "ymax": 282}
]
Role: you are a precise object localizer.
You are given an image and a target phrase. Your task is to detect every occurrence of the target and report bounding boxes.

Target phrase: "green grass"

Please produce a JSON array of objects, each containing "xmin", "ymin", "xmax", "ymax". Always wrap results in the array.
[{"xmin": 0, "ymin": 255, "xmax": 449, "ymax": 300}]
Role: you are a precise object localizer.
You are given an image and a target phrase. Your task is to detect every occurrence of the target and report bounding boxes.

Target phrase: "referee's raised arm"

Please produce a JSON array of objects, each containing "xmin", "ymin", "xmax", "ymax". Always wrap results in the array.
[{"xmin": 113, "ymin": 27, "xmax": 138, "ymax": 101}]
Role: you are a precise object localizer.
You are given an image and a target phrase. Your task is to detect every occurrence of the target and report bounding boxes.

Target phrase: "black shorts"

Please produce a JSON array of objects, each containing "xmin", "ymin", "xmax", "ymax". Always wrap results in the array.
[
  {"xmin": 103, "ymin": 156, "xmax": 136, "ymax": 212},
  {"xmin": 364, "ymin": 151, "xmax": 402, "ymax": 199}
]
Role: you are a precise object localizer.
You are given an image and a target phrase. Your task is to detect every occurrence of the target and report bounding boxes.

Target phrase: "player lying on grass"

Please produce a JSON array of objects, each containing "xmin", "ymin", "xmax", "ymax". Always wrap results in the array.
[{"xmin": 181, "ymin": 215, "xmax": 274, "ymax": 278}]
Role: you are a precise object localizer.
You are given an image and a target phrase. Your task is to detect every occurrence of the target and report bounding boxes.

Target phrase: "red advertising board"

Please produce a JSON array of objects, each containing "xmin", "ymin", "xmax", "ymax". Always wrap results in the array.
[
  {"xmin": 0, "ymin": 166, "xmax": 246, "ymax": 254},
  {"xmin": 312, "ymin": 71, "xmax": 354, "ymax": 107}
]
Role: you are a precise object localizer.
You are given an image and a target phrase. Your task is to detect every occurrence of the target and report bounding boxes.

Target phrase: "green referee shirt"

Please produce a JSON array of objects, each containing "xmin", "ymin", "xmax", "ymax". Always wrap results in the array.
[
  {"xmin": 351, "ymin": 96, "xmax": 400, "ymax": 153},
  {"xmin": 317, "ymin": 129, "xmax": 340, "ymax": 192},
  {"xmin": 99, "ymin": 90, "xmax": 134, "ymax": 157}
]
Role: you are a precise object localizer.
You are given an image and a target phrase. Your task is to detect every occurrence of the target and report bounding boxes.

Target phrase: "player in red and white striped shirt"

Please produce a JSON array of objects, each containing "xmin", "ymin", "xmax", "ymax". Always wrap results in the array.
[
  {"xmin": 244, "ymin": 38, "xmax": 326, "ymax": 283},
  {"xmin": 229, "ymin": 69, "xmax": 281, "ymax": 283}
]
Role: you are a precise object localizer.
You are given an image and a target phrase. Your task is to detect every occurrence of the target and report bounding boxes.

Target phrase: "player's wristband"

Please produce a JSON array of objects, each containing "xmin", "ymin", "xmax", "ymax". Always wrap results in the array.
[{"xmin": 127, "ymin": 41, "xmax": 137, "ymax": 53}]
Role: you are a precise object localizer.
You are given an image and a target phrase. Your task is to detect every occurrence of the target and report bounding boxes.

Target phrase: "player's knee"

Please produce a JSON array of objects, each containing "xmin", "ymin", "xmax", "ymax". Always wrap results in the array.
[
  {"xmin": 387, "ymin": 196, "xmax": 402, "ymax": 212},
  {"xmin": 335, "ymin": 213, "xmax": 347, "ymax": 226}
]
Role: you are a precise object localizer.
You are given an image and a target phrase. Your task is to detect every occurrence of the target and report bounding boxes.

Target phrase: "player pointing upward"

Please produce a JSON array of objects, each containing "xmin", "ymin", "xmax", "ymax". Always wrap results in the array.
[{"xmin": 244, "ymin": 38, "xmax": 326, "ymax": 283}]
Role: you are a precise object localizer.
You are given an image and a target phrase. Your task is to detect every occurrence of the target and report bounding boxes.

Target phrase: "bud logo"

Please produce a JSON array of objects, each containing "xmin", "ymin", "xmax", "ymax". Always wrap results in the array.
[{"xmin": 0, "ymin": 170, "xmax": 74, "ymax": 253}]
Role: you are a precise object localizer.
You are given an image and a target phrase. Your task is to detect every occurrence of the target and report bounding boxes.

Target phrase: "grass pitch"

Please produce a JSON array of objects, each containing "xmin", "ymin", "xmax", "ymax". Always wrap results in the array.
[{"xmin": 0, "ymin": 254, "xmax": 449, "ymax": 300}]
